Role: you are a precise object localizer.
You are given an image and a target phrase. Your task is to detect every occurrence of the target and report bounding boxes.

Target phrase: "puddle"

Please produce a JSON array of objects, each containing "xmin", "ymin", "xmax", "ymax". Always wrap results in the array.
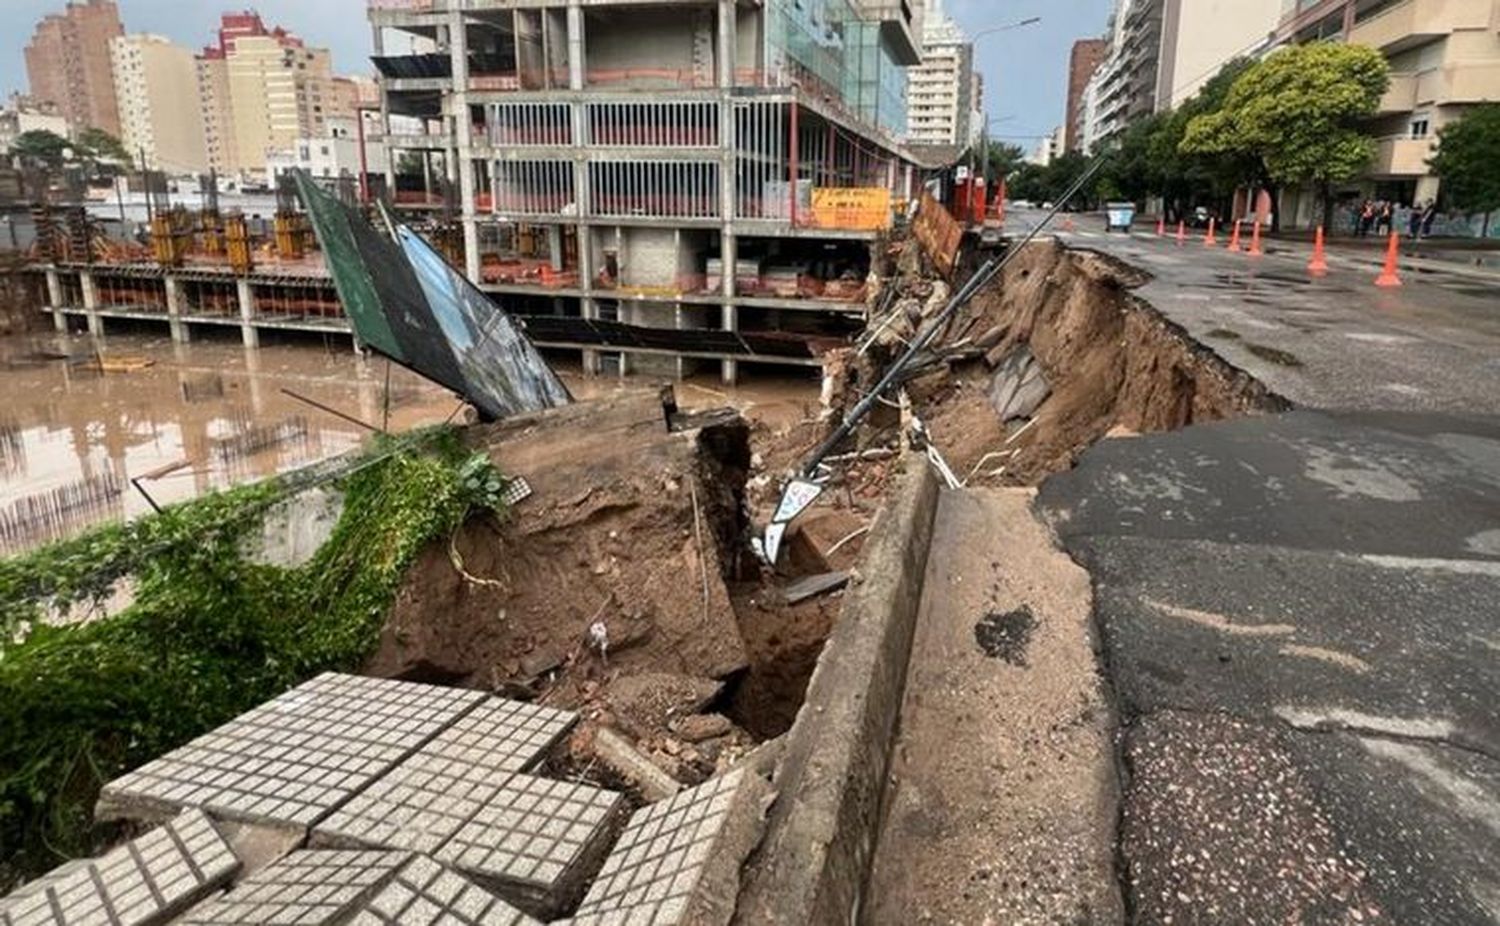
[
  {"xmin": 1244, "ymin": 344, "xmax": 1305, "ymax": 367},
  {"xmin": 974, "ymin": 607, "xmax": 1037, "ymax": 666}
]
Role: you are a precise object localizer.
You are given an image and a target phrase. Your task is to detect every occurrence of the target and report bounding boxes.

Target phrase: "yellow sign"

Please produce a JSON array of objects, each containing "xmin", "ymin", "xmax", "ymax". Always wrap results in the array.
[{"xmin": 809, "ymin": 188, "xmax": 893, "ymax": 231}]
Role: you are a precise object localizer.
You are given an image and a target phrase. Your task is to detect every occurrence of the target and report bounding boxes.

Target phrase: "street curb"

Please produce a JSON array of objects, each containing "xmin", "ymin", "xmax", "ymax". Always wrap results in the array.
[{"xmin": 734, "ymin": 456, "xmax": 941, "ymax": 925}]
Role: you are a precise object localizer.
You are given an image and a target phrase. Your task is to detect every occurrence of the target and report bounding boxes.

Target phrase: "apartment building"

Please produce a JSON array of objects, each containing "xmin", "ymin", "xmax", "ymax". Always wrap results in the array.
[
  {"xmin": 370, "ymin": 0, "xmax": 924, "ymax": 384},
  {"xmin": 907, "ymin": 0, "xmax": 980, "ymax": 148},
  {"xmin": 23, "ymin": 0, "xmax": 124, "ymax": 137},
  {"xmin": 111, "ymin": 35, "xmax": 210, "ymax": 174},
  {"xmin": 267, "ymin": 116, "xmax": 387, "ymax": 183},
  {"xmin": 0, "ymin": 101, "xmax": 71, "ymax": 153},
  {"xmin": 1065, "ymin": 39, "xmax": 1108, "ymax": 153},
  {"xmin": 1082, "ymin": 0, "xmax": 1165, "ymax": 151},
  {"xmin": 1278, "ymin": 0, "xmax": 1500, "ymax": 211},
  {"xmin": 195, "ymin": 12, "xmax": 353, "ymax": 180},
  {"xmin": 1155, "ymin": 0, "xmax": 1281, "ymax": 110}
]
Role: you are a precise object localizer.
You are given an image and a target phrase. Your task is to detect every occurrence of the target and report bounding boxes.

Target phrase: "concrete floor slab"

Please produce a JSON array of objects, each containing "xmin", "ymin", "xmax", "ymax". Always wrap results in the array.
[
  {"xmin": 97, "ymin": 674, "xmax": 487, "ymax": 830},
  {"xmin": 0, "ymin": 810, "xmax": 238, "ymax": 926}
]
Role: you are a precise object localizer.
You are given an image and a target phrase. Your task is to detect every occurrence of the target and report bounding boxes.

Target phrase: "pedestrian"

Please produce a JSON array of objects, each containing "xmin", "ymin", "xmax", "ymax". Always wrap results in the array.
[
  {"xmin": 1377, "ymin": 201, "xmax": 1393, "ymax": 236},
  {"xmin": 1421, "ymin": 200, "xmax": 1438, "ymax": 238},
  {"xmin": 1407, "ymin": 202, "xmax": 1423, "ymax": 240},
  {"xmin": 1358, "ymin": 200, "xmax": 1375, "ymax": 238}
]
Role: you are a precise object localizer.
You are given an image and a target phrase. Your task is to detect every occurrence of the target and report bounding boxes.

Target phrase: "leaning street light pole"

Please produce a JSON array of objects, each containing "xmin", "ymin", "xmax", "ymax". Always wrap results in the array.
[
  {"xmin": 968, "ymin": 17, "xmax": 1041, "ymax": 190},
  {"xmin": 970, "ymin": 16, "xmax": 1042, "ymax": 42}
]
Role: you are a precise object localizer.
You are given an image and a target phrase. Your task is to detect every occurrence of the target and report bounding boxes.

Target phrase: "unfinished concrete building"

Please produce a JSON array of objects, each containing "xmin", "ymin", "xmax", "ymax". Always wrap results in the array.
[{"xmin": 370, "ymin": 0, "xmax": 923, "ymax": 383}]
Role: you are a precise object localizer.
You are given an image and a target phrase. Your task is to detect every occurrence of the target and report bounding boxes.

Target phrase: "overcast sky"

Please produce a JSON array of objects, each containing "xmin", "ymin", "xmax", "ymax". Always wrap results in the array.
[{"xmin": 2, "ymin": 0, "xmax": 1112, "ymax": 147}]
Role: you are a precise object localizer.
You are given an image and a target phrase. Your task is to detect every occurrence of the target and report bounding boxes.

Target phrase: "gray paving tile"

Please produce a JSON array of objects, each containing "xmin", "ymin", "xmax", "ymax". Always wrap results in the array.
[
  {"xmin": 177, "ymin": 850, "xmax": 537, "ymax": 926},
  {"xmin": 0, "ymin": 809, "xmax": 239, "ymax": 926},
  {"xmin": 313, "ymin": 699, "xmax": 576, "ymax": 854},
  {"xmin": 572, "ymin": 768, "xmax": 764, "ymax": 926},
  {"xmin": 98, "ymin": 674, "xmax": 486, "ymax": 830},
  {"xmin": 435, "ymin": 775, "xmax": 624, "ymax": 916}
]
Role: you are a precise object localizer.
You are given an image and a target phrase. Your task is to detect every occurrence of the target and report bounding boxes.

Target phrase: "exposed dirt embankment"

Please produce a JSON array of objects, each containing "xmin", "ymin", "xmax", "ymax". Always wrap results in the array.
[
  {"xmin": 0, "ymin": 263, "xmax": 41, "ymax": 337},
  {"xmin": 923, "ymin": 240, "xmax": 1290, "ymax": 484}
]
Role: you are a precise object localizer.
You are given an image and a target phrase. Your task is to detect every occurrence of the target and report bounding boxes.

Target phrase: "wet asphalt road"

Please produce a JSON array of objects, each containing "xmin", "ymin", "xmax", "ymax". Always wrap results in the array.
[{"xmin": 1010, "ymin": 210, "xmax": 1500, "ymax": 923}]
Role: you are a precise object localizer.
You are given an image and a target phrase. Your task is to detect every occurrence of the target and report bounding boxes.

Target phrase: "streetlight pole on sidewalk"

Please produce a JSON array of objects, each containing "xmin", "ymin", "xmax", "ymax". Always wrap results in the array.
[{"xmin": 968, "ymin": 18, "xmax": 1042, "ymax": 192}]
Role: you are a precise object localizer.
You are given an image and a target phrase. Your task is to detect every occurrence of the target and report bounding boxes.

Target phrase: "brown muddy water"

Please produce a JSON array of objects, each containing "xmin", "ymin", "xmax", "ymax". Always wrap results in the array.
[{"xmin": 0, "ymin": 331, "xmax": 821, "ymax": 556}]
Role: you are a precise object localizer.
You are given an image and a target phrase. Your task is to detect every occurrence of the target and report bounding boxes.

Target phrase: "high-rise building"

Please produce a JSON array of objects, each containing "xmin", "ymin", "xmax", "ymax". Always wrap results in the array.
[
  {"xmin": 1065, "ymin": 39, "xmax": 1108, "ymax": 153},
  {"xmin": 371, "ymin": 0, "xmax": 921, "ymax": 384},
  {"xmin": 111, "ymin": 35, "xmax": 210, "ymax": 174},
  {"xmin": 907, "ymin": 0, "xmax": 981, "ymax": 148},
  {"xmin": 1155, "ymin": 0, "xmax": 1280, "ymax": 111},
  {"xmin": 193, "ymin": 12, "xmax": 341, "ymax": 179},
  {"xmin": 1274, "ymin": 0, "xmax": 1500, "ymax": 218},
  {"xmin": 23, "ymin": 0, "xmax": 125, "ymax": 136}
]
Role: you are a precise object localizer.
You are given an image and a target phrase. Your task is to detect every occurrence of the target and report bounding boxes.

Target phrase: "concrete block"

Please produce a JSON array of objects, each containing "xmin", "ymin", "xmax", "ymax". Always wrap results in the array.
[
  {"xmin": 435, "ymin": 775, "xmax": 625, "ymax": 918},
  {"xmin": 97, "ymin": 674, "xmax": 487, "ymax": 830},
  {"xmin": 178, "ymin": 849, "xmax": 538, "ymax": 926},
  {"xmin": 0, "ymin": 809, "xmax": 238, "ymax": 926},
  {"xmin": 570, "ymin": 767, "xmax": 770, "ymax": 926},
  {"xmin": 588, "ymin": 727, "xmax": 683, "ymax": 803}
]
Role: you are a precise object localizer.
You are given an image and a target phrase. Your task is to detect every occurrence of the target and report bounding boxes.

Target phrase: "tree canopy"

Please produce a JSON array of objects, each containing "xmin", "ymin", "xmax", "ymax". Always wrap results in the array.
[
  {"xmin": 11, "ymin": 129, "xmax": 70, "ymax": 166},
  {"xmin": 76, "ymin": 127, "xmax": 131, "ymax": 166},
  {"xmin": 1428, "ymin": 103, "xmax": 1500, "ymax": 224},
  {"xmin": 1182, "ymin": 43, "xmax": 1388, "ymax": 191}
]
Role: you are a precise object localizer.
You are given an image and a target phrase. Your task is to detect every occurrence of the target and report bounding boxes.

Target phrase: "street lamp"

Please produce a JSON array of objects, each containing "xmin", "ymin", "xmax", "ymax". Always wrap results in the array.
[
  {"xmin": 968, "ymin": 18, "xmax": 1042, "ymax": 191},
  {"xmin": 971, "ymin": 16, "xmax": 1042, "ymax": 42}
]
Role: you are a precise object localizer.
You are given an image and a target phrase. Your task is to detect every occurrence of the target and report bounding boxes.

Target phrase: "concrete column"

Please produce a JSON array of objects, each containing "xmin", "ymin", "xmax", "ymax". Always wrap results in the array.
[
  {"xmin": 373, "ymin": 24, "xmax": 396, "ymax": 197},
  {"xmin": 236, "ymin": 278, "xmax": 260, "ymax": 348},
  {"xmin": 716, "ymin": 0, "xmax": 735, "ymax": 89},
  {"xmin": 449, "ymin": 10, "xmax": 482, "ymax": 283},
  {"xmin": 163, "ymin": 275, "xmax": 190, "ymax": 343},
  {"xmin": 45, "ymin": 267, "xmax": 66, "ymax": 332},
  {"xmin": 80, "ymin": 271, "xmax": 103, "ymax": 337},
  {"xmin": 546, "ymin": 225, "xmax": 564, "ymax": 271},
  {"xmin": 720, "ymin": 232, "xmax": 738, "ymax": 385},
  {"xmin": 567, "ymin": 1, "xmax": 585, "ymax": 91}
]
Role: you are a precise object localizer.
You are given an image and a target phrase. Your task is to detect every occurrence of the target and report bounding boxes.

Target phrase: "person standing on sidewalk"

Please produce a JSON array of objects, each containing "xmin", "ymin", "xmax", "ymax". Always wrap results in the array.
[
  {"xmin": 1408, "ymin": 202, "xmax": 1424, "ymax": 240},
  {"xmin": 1421, "ymin": 200, "xmax": 1439, "ymax": 239},
  {"xmin": 1377, "ymin": 201, "xmax": 1394, "ymax": 236}
]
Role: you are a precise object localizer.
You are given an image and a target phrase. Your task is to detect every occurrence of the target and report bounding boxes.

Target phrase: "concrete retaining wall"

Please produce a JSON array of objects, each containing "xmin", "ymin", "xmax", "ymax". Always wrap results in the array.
[{"xmin": 734, "ymin": 457, "xmax": 941, "ymax": 924}]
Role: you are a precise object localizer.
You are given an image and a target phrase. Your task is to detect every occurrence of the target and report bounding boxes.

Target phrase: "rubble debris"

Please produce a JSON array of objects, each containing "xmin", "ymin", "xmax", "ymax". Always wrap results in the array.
[
  {"xmin": 596, "ymin": 672, "xmax": 723, "ymax": 740},
  {"xmin": 581, "ymin": 727, "xmax": 685, "ymax": 803},
  {"xmin": 670, "ymin": 713, "xmax": 735, "ymax": 743},
  {"xmin": 987, "ymin": 346, "xmax": 1051, "ymax": 422},
  {"xmin": 782, "ymin": 571, "xmax": 850, "ymax": 605}
]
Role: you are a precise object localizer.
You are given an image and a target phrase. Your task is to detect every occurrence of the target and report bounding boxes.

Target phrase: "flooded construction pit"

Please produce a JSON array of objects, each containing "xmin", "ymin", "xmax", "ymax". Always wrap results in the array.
[{"xmin": 0, "ymin": 329, "xmax": 460, "ymax": 555}]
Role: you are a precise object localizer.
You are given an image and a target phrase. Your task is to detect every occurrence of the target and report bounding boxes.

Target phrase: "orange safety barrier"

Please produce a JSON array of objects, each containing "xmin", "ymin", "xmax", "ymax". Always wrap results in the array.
[
  {"xmin": 1176, "ymin": 221, "xmax": 1186, "ymax": 245},
  {"xmin": 1248, "ymin": 219, "xmax": 1264, "ymax": 256},
  {"xmin": 1204, "ymin": 217, "xmax": 1218, "ymax": 246},
  {"xmin": 1156, "ymin": 217, "xmax": 1166, "ymax": 237},
  {"xmin": 1227, "ymin": 220, "xmax": 1243, "ymax": 253}
]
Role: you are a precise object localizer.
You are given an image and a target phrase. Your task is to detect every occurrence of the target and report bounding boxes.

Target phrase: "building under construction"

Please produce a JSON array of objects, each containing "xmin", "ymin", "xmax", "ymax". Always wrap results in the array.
[{"xmin": 371, "ymin": 0, "xmax": 924, "ymax": 381}]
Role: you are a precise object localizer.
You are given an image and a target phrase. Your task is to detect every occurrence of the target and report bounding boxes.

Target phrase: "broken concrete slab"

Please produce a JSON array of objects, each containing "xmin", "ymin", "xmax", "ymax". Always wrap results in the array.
[
  {"xmin": 433, "ymin": 775, "xmax": 625, "ymax": 919},
  {"xmin": 670, "ymin": 714, "xmax": 733, "ymax": 744},
  {"xmin": 96, "ymin": 674, "xmax": 487, "ymax": 831},
  {"xmin": 177, "ymin": 849, "xmax": 538, "ymax": 926},
  {"xmin": 0, "ymin": 810, "xmax": 239, "ymax": 926},
  {"xmin": 570, "ymin": 768, "xmax": 770, "ymax": 926},
  {"xmin": 598, "ymin": 673, "xmax": 722, "ymax": 740},
  {"xmin": 987, "ymin": 346, "xmax": 1050, "ymax": 422},
  {"xmin": 781, "ymin": 571, "xmax": 849, "ymax": 605},
  {"xmin": 585, "ymin": 727, "xmax": 684, "ymax": 803}
]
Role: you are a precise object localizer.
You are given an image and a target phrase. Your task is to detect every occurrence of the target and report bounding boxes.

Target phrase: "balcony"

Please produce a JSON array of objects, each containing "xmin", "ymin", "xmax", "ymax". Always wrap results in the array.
[
  {"xmin": 1372, "ymin": 136, "xmax": 1435, "ymax": 176},
  {"xmin": 1348, "ymin": 0, "xmax": 1492, "ymax": 53},
  {"xmin": 1378, "ymin": 71, "xmax": 1418, "ymax": 112}
]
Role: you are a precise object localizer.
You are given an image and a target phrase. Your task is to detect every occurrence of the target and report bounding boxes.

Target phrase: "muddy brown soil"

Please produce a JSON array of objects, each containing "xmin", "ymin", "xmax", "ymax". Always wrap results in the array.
[{"xmin": 924, "ymin": 240, "xmax": 1288, "ymax": 484}]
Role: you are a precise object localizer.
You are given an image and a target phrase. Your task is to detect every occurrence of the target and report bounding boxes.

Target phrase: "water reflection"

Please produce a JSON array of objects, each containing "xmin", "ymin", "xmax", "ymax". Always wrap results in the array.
[{"xmin": 0, "ymin": 331, "xmax": 461, "ymax": 555}]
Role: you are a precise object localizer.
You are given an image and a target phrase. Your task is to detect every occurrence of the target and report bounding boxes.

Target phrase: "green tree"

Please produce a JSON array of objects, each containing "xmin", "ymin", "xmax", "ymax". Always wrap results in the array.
[
  {"xmin": 1008, "ymin": 162, "xmax": 1048, "ymax": 203},
  {"xmin": 76, "ymin": 127, "xmax": 131, "ymax": 166},
  {"xmin": 983, "ymin": 141, "xmax": 1027, "ymax": 183},
  {"xmin": 1183, "ymin": 43, "xmax": 1388, "ymax": 230},
  {"xmin": 1428, "ymin": 103, "xmax": 1500, "ymax": 235},
  {"xmin": 10, "ymin": 129, "xmax": 70, "ymax": 167}
]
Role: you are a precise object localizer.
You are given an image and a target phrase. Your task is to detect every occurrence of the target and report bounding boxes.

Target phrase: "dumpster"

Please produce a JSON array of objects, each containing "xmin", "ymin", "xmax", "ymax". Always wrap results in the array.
[{"xmin": 1105, "ymin": 201, "xmax": 1136, "ymax": 232}]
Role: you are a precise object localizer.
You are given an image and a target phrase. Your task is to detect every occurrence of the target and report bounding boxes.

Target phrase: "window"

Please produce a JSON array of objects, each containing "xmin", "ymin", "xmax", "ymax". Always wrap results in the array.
[
  {"xmin": 320, "ymin": 145, "xmax": 329, "ymax": 156},
  {"xmin": 1410, "ymin": 117, "xmax": 1429, "ymax": 139}
]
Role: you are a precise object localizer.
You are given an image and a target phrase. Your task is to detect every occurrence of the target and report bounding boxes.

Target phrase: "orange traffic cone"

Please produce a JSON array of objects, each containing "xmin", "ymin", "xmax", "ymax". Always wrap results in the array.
[
  {"xmin": 1204, "ymin": 217, "xmax": 1218, "ymax": 246},
  {"xmin": 1227, "ymin": 220, "xmax": 1243, "ymax": 252},
  {"xmin": 1157, "ymin": 217, "xmax": 1166, "ymax": 237},
  {"xmin": 1176, "ymin": 221, "xmax": 1186, "ymax": 246},
  {"xmin": 1248, "ymin": 219, "xmax": 1264, "ymax": 256},
  {"xmin": 1375, "ymin": 231, "xmax": 1402, "ymax": 287},
  {"xmin": 1308, "ymin": 225, "xmax": 1329, "ymax": 275}
]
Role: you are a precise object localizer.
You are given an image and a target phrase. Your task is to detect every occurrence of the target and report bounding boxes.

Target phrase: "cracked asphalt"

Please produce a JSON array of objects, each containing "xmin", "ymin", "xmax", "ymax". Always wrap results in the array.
[{"xmin": 1038, "ymin": 410, "xmax": 1500, "ymax": 924}]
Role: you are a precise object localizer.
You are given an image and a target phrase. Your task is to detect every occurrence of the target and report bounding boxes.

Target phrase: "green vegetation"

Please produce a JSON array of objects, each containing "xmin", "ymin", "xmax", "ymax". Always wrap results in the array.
[
  {"xmin": 1428, "ymin": 104, "xmax": 1500, "ymax": 234},
  {"xmin": 10, "ymin": 129, "xmax": 70, "ymax": 167},
  {"xmin": 1183, "ymin": 43, "xmax": 1389, "ymax": 229},
  {"xmin": 0, "ymin": 429, "xmax": 507, "ymax": 889}
]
